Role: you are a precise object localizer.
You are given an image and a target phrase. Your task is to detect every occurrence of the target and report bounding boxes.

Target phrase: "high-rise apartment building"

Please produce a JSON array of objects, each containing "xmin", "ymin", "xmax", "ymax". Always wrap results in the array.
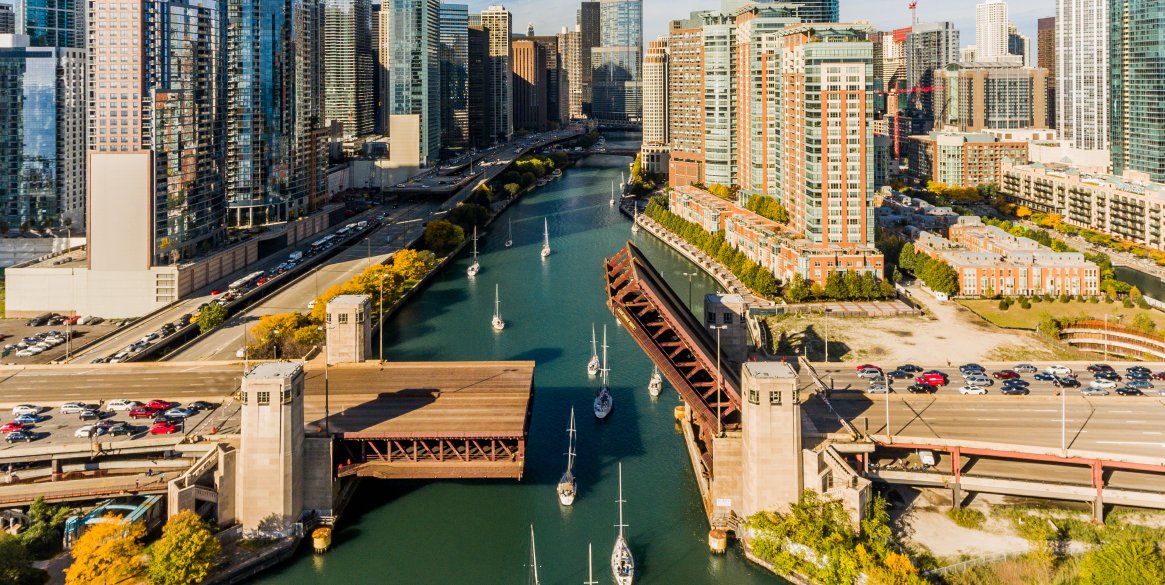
[
  {"xmin": 736, "ymin": 5, "xmax": 800, "ymax": 194},
  {"xmin": 15, "ymin": 0, "xmax": 83, "ymax": 48},
  {"xmin": 466, "ymin": 26, "xmax": 493, "ymax": 147},
  {"xmin": 666, "ymin": 15, "xmax": 705, "ymax": 187},
  {"xmin": 936, "ymin": 62, "xmax": 1048, "ymax": 132},
  {"xmin": 89, "ymin": 0, "xmax": 225, "ymax": 264},
  {"xmin": 975, "ymin": 0, "xmax": 1009, "ymax": 61},
  {"xmin": 480, "ymin": 5, "xmax": 513, "ymax": 139},
  {"xmin": 906, "ymin": 21, "xmax": 960, "ymax": 121},
  {"xmin": 371, "ymin": 1, "xmax": 383, "ymax": 134},
  {"xmin": 1007, "ymin": 23, "xmax": 1030, "ymax": 66},
  {"xmin": 511, "ymin": 39, "xmax": 547, "ymax": 131},
  {"xmin": 578, "ymin": 2, "xmax": 600, "ymax": 115},
  {"xmin": 558, "ymin": 28, "xmax": 583, "ymax": 120},
  {"xmin": 0, "ymin": 34, "xmax": 84, "ymax": 231},
  {"xmin": 1110, "ymin": 0, "xmax": 1165, "ymax": 181},
  {"xmin": 592, "ymin": 0, "xmax": 641, "ymax": 122},
  {"xmin": 439, "ymin": 3, "xmax": 469, "ymax": 149},
  {"xmin": 324, "ymin": 0, "xmax": 375, "ymax": 143},
  {"xmin": 1057, "ymin": 0, "xmax": 1108, "ymax": 151},
  {"xmin": 226, "ymin": 0, "xmax": 326, "ymax": 225},
  {"xmin": 0, "ymin": 4, "xmax": 14, "ymax": 34},
  {"xmin": 386, "ymin": 0, "xmax": 441, "ymax": 164},
  {"xmin": 1037, "ymin": 16, "xmax": 1055, "ymax": 128},
  {"xmin": 529, "ymin": 35, "xmax": 564, "ymax": 125},
  {"xmin": 642, "ymin": 37, "xmax": 668, "ymax": 146}
]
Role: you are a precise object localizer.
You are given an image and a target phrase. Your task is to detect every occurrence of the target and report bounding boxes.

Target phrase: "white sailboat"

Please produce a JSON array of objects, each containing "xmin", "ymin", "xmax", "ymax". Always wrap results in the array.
[
  {"xmin": 631, "ymin": 205, "xmax": 640, "ymax": 234},
  {"xmin": 505, "ymin": 218, "xmax": 513, "ymax": 248},
  {"xmin": 467, "ymin": 227, "xmax": 480, "ymax": 277},
  {"xmin": 594, "ymin": 325, "xmax": 613, "ymax": 419},
  {"xmin": 609, "ymin": 181, "xmax": 615, "ymax": 206},
  {"xmin": 585, "ymin": 543, "xmax": 598, "ymax": 585},
  {"xmin": 586, "ymin": 324, "xmax": 600, "ymax": 376},
  {"xmin": 557, "ymin": 407, "xmax": 577, "ymax": 506},
  {"xmin": 491, "ymin": 284, "xmax": 506, "ymax": 331},
  {"xmin": 540, "ymin": 218, "xmax": 551, "ymax": 258},
  {"xmin": 611, "ymin": 462, "xmax": 635, "ymax": 585},
  {"xmin": 619, "ymin": 171, "xmax": 626, "ymax": 192},
  {"xmin": 529, "ymin": 525, "xmax": 541, "ymax": 585},
  {"xmin": 648, "ymin": 366, "xmax": 663, "ymax": 397}
]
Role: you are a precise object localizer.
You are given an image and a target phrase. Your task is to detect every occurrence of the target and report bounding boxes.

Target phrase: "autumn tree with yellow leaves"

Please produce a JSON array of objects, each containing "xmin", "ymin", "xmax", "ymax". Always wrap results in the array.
[{"xmin": 65, "ymin": 516, "xmax": 145, "ymax": 585}]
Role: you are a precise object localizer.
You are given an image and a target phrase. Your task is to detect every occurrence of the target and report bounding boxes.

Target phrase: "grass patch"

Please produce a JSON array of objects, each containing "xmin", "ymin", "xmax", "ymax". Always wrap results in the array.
[
  {"xmin": 238, "ymin": 537, "xmax": 278, "ymax": 552},
  {"xmin": 958, "ymin": 298, "xmax": 1165, "ymax": 331},
  {"xmin": 947, "ymin": 507, "xmax": 987, "ymax": 530}
]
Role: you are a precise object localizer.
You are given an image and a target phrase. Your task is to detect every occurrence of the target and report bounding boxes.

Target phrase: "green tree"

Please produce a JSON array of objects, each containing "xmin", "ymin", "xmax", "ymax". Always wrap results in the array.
[
  {"xmin": 503, "ymin": 182, "xmax": 521, "ymax": 198},
  {"xmin": 147, "ymin": 510, "xmax": 221, "ymax": 585},
  {"xmin": 897, "ymin": 243, "xmax": 916, "ymax": 272},
  {"xmin": 1129, "ymin": 286, "xmax": 1144, "ymax": 303},
  {"xmin": 926, "ymin": 259, "xmax": 960, "ymax": 295},
  {"xmin": 1132, "ymin": 313, "xmax": 1156, "ymax": 334},
  {"xmin": 1079, "ymin": 537, "xmax": 1165, "ymax": 585},
  {"xmin": 66, "ymin": 516, "xmax": 145, "ymax": 585},
  {"xmin": 784, "ymin": 274, "xmax": 811, "ymax": 303},
  {"xmin": 0, "ymin": 533, "xmax": 45, "ymax": 585},
  {"xmin": 823, "ymin": 271, "xmax": 845, "ymax": 299},
  {"xmin": 20, "ymin": 496, "xmax": 71, "ymax": 559},
  {"xmin": 197, "ymin": 302, "xmax": 228, "ymax": 334},
  {"xmin": 450, "ymin": 203, "xmax": 490, "ymax": 233},
  {"xmin": 422, "ymin": 220, "xmax": 465, "ymax": 255}
]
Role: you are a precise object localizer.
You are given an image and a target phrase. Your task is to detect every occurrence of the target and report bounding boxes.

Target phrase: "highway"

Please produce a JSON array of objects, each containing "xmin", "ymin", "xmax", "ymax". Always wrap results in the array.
[{"xmin": 167, "ymin": 200, "xmax": 437, "ymax": 362}]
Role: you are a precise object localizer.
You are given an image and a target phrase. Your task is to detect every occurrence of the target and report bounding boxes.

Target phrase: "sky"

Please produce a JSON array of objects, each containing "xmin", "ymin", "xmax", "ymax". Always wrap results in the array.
[{"xmin": 464, "ymin": 0, "xmax": 1055, "ymax": 57}]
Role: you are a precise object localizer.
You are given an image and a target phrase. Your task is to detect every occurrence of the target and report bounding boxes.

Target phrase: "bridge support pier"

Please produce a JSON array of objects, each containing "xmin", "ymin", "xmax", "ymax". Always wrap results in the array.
[
  {"xmin": 1091, "ymin": 461, "xmax": 1105, "ymax": 524},
  {"xmin": 951, "ymin": 484, "xmax": 963, "ymax": 510},
  {"xmin": 50, "ymin": 459, "xmax": 61, "ymax": 481}
]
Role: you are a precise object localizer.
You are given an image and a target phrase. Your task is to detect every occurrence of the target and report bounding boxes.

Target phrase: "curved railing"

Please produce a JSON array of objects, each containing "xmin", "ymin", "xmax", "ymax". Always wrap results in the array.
[{"xmin": 1059, "ymin": 320, "xmax": 1165, "ymax": 360}]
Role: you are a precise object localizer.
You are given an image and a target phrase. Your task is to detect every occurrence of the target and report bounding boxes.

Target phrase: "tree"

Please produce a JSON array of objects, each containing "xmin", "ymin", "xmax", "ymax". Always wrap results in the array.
[
  {"xmin": 898, "ymin": 243, "xmax": 916, "ymax": 272},
  {"xmin": 1079, "ymin": 537, "xmax": 1165, "ymax": 585},
  {"xmin": 926, "ymin": 259, "xmax": 960, "ymax": 295},
  {"xmin": 823, "ymin": 271, "xmax": 845, "ymax": 299},
  {"xmin": 197, "ymin": 302, "xmax": 228, "ymax": 334},
  {"xmin": 21, "ymin": 496, "xmax": 71, "ymax": 559},
  {"xmin": 0, "ymin": 533, "xmax": 44, "ymax": 585},
  {"xmin": 785, "ymin": 274, "xmax": 811, "ymax": 303},
  {"xmin": 1132, "ymin": 313, "xmax": 1156, "ymax": 335},
  {"xmin": 422, "ymin": 220, "xmax": 464, "ymax": 255},
  {"xmin": 1129, "ymin": 286, "xmax": 1144, "ymax": 303},
  {"xmin": 147, "ymin": 511, "xmax": 221, "ymax": 585},
  {"xmin": 450, "ymin": 203, "xmax": 489, "ymax": 233},
  {"xmin": 503, "ymin": 182, "xmax": 521, "ymax": 198},
  {"xmin": 66, "ymin": 516, "xmax": 145, "ymax": 585}
]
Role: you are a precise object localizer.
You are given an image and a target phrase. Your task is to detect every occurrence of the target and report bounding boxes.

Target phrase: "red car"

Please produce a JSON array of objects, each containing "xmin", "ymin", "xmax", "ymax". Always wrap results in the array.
[
  {"xmin": 210, "ymin": 289, "xmax": 223, "ymax": 295},
  {"xmin": 856, "ymin": 364, "xmax": 879, "ymax": 372},
  {"xmin": 256, "ymin": 277, "xmax": 269, "ymax": 286},
  {"xmin": 992, "ymin": 370, "xmax": 1019, "ymax": 380},
  {"xmin": 129, "ymin": 406, "xmax": 160, "ymax": 419},
  {"xmin": 149, "ymin": 421, "xmax": 178, "ymax": 435},
  {"xmin": 146, "ymin": 400, "xmax": 174, "ymax": 410},
  {"xmin": 916, "ymin": 373, "xmax": 948, "ymax": 386},
  {"xmin": 0, "ymin": 422, "xmax": 26, "ymax": 433},
  {"xmin": 1152, "ymin": 372, "xmax": 1165, "ymax": 381}
]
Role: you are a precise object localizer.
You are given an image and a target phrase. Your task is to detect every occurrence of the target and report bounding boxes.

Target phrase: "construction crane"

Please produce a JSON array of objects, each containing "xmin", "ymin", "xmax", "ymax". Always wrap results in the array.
[{"xmin": 909, "ymin": 0, "xmax": 918, "ymax": 26}]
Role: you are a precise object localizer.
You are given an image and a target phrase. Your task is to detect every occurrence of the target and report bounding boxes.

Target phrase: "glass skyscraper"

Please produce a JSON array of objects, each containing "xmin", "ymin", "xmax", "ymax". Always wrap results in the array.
[
  {"xmin": 15, "ymin": 0, "xmax": 84, "ymax": 48},
  {"xmin": 439, "ymin": 3, "xmax": 469, "ymax": 149},
  {"xmin": 225, "ymin": 0, "xmax": 326, "ymax": 225},
  {"xmin": 592, "ymin": 0, "xmax": 641, "ymax": 122},
  {"xmin": 1110, "ymin": 0, "xmax": 1165, "ymax": 181},
  {"xmin": 387, "ymin": 0, "xmax": 441, "ymax": 163},
  {"xmin": 324, "ymin": 0, "xmax": 375, "ymax": 141}
]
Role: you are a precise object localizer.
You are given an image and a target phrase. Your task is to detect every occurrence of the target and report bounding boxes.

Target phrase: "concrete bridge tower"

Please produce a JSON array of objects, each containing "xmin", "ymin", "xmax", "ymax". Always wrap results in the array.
[
  {"xmin": 237, "ymin": 362, "xmax": 305, "ymax": 535},
  {"xmin": 740, "ymin": 361, "xmax": 804, "ymax": 517},
  {"xmin": 326, "ymin": 294, "xmax": 372, "ymax": 364}
]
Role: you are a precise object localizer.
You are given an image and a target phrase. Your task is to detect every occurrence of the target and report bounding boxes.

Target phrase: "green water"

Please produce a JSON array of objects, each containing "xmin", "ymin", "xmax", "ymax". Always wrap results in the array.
[{"xmin": 249, "ymin": 148, "xmax": 787, "ymax": 585}]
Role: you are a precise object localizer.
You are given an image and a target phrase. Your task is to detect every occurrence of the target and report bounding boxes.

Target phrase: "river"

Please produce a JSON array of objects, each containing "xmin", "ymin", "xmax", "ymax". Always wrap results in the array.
[{"xmin": 249, "ymin": 136, "xmax": 787, "ymax": 584}]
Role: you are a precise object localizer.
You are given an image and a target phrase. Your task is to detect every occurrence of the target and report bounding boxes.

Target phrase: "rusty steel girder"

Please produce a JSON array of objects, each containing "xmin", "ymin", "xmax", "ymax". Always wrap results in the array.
[{"xmin": 604, "ymin": 243, "xmax": 741, "ymax": 432}]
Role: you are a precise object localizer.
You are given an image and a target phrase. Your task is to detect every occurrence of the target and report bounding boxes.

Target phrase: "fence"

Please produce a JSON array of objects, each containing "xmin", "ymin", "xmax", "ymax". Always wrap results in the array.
[{"xmin": 923, "ymin": 551, "xmax": 1025, "ymax": 577}]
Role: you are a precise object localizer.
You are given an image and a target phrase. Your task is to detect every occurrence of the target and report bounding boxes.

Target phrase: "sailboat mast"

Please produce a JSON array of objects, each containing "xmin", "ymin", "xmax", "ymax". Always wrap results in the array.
[
  {"xmin": 602, "ymin": 325, "xmax": 609, "ymax": 385},
  {"xmin": 617, "ymin": 462, "xmax": 625, "ymax": 537},
  {"xmin": 585, "ymin": 543, "xmax": 597, "ymax": 585},
  {"xmin": 495, "ymin": 284, "xmax": 500, "ymax": 319},
  {"xmin": 591, "ymin": 324, "xmax": 598, "ymax": 355},
  {"xmin": 567, "ymin": 408, "xmax": 576, "ymax": 472},
  {"xmin": 530, "ymin": 525, "xmax": 540, "ymax": 585}
]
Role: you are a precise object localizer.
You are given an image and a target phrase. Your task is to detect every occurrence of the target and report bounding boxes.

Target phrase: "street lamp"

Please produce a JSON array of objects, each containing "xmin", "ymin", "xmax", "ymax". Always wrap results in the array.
[
  {"xmin": 884, "ymin": 369, "xmax": 892, "ymax": 445},
  {"xmin": 681, "ymin": 272, "xmax": 697, "ymax": 310},
  {"xmin": 822, "ymin": 308, "xmax": 833, "ymax": 362},
  {"xmin": 378, "ymin": 274, "xmax": 387, "ymax": 363},
  {"xmin": 711, "ymin": 324, "xmax": 728, "ymax": 438},
  {"xmin": 271, "ymin": 329, "xmax": 280, "ymax": 360},
  {"xmin": 319, "ymin": 325, "xmax": 329, "ymax": 435}
]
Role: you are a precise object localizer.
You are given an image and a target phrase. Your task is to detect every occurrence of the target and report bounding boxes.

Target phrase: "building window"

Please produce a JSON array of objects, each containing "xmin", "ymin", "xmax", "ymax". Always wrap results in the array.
[
  {"xmin": 748, "ymin": 388, "xmax": 759, "ymax": 404},
  {"xmin": 770, "ymin": 391, "xmax": 782, "ymax": 405},
  {"xmin": 708, "ymin": 312, "xmax": 716, "ymax": 324},
  {"xmin": 723, "ymin": 313, "xmax": 733, "ymax": 324},
  {"xmin": 338, "ymin": 313, "xmax": 349, "ymax": 325},
  {"xmin": 257, "ymin": 391, "xmax": 270, "ymax": 405}
]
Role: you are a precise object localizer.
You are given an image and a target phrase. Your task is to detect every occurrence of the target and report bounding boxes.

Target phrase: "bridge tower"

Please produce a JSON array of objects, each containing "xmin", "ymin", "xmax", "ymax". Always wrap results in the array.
[
  {"xmin": 237, "ymin": 362, "xmax": 305, "ymax": 535},
  {"xmin": 740, "ymin": 362, "xmax": 804, "ymax": 517},
  {"xmin": 326, "ymin": 294, "xmax": 372, "ymax": 364}
]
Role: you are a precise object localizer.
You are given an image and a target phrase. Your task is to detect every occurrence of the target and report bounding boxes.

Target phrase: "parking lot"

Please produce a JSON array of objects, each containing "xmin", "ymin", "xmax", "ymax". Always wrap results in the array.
[
  {"xmin": 1, "ymin": 398, "xmax": 224, "ymax": 453},
  {"xmin": 0, "ymin": 319, "xmax": 117, "ymax": 365},
  {"xmin": 817, "ymin": 360, "xmax": 1165, "ymax": 399}
]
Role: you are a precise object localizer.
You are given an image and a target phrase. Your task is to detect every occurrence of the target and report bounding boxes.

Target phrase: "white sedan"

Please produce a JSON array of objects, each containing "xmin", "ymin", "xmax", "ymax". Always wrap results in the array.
[
  {"xmin": 866, "ymin": 384, "xmax": 891, "ymax": 394},
  {"xmin": 959, "ymin": 385, "xmax": 988, "ymax": 395},
  {"xmin": 11, "ymin": 405, "xmax": 40, "ymax": 416},
  {"xmin": 74, "ymin": 425, "xmax": 107, "ymax": 438},
  {"xmin": 106, "ymin": 400, "xmax": 140, "ymax": 412},
  {"xmin": 1089, "ymin": 379, "xmax": 1117, "ymax": 390},
  {"xmin": 1046, "ymin": 365, "xmax": 1073, "ymax": 376}
]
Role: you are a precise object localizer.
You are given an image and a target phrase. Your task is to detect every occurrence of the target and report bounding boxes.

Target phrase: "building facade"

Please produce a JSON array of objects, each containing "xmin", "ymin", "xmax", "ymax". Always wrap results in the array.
[
  {"xmin": 386, "ymin": 0, "xmax": 441, "ymax": 165},
  {"xmin": 466, "ymin": 25, "xmax": 493, "ymax": 148},
  {"xmin": 1109, "ymin": 0, "xmax": 1165, "ymax": 182},
  {"xmin": 666, "ymin": 15, "xmax": 704, "ymax": 186},
  {"xmin": 511, "ymin": 39, "xmax": 547, "ymax": 131},
  {"xmin": 936, "ymin": 61, "xmax": 1048, "ymax": 132},
  {"xmin": 1057, "ymin": 0, "xmax": 1109, "ymax": 151},
  {"xmin": 0, "ymin": 34, "xmax": 84, "ymax": 231},
  {"xmin": 558, "ymin": 28, "xmax": 583, "ymax": 120},
  {"xmin": 1007, "ymin": 23, "xmax": 1030, "ymax": 66},
  {"xmin": 15, "ymin": 0, "xmax": 83, "ymax": 48},
  {"xmin": 1002, "ymin": 162, "xmax": 1165, "ymax": 251},
  {"xmin": 578, "ymin": 1, "xmax": 600, "ymax": 115},
  {"xmin": 908, "ymin": 131, "xmax": 1028, "ymax": 187},
  {"xmin": 439, "ymin": 3, "xmax": 469, "ymax": 150},
  {"xmin": 975, "ymin": 0, "xmax": 1009, "ymax": 61},
  {"xmin": 642, "ymin": 36, "xmax": 668, "ymax": 146},
  {"xmin": 479, "ymin": 5, "xmax": 513, "ymax": 139},
  {"xmin": 591, "ymin": 0, "xmax": 641, "ymax": 122},
  {"xmin": 323, "ymin": 0, "xmax": 375, "ymax": 142},
  {"xmin": 0, "ymin": 4, "xmax": 13, "ymax": 34},
  {"xmin": 905, "ymin": 21, "xmax": 960, "ymax": 122},
  {"xmin": 1037, "ymin": 16, "xmax": 1055, "ymax": 128},
  {"xmin": 528, "ymin": 35, "xmax": 564, "ymax": 126}
]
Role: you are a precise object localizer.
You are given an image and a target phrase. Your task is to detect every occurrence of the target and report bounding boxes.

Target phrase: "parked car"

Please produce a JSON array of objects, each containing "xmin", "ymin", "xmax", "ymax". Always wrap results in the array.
[
  {"xmin": 149, "ymin": 421, "xmax": 179, "ymax": 435},
  {"xmin": 958, "ymin": 385, "xmax": 987, "ymax": 395},
  {"xmin": 105, "ymin": 422, "xmax": 136, "ymax": 436},
  {"xmin": 12, "ymin": 414, "xmax": 39, "ymax": 425},
  {"xmin": 915, "ymin": 373, "xmax": 947, "ymax": 386},
  {"xmin": 857, "ymin": 367, "xmax": 884, "ymax": 380},
  {"xmin": 866, "ymin": 384, "xmax": 890, "ymax": 394},
  {"xmin": 907, "ymin": 383, "xmax": 938, "ymax": 394},
  {"xmin": 895, "ymin": 364, "xmax": 923, "ymax": 373},
  {"xmin": 58, "ymin": 402, "xmax": 89, "ymax": 414},
  {"xmin": 1002, "ymin": 378, "xmax": 1030, "ymax": 388},
  {"xmin": 1127, "ymin": 366, "xmax": 1151, "ymax": 375},
  {"xmin": 210, "ymin": 289, "xmax": 223, "ymax": 295},
  {"xmin": 1014, "ymin": 364, "xmax": 1037, "ymax": 373},
  {"xmin": 992, "ymin": 370, "xmax": 1020, "ymax": 380},
  {"xmin": 1094, "ymin": 371, "xmax": 1123, "ymax": 382},
  {"xmin": 1086, "ymin": 364, "xmax": 1114, "ymax": 373},
  {"xmin": 1089, "ymin": 379, "xmax": 1118, "ymax": 390},
  {"xmin": 146, "ymin": 400, "xmax": 174, "ymax": 410},
  {"xmin": 188, "ymin": 401, "xmax": 218, "ymax": 411},
  {"xmin": 106, "ymin": 400, "xmax": 141, "ymax": 412},
  {"xmin": 1116, "ymin": 386, "xmax": 1144, "ymax": 396},
  {"xmin": 1054, "ymin": 376, "xmax": 1081, "ymax": 388},
  {"xmin": 959, "ymin": 363, "xmax": 984, "ymax": 374},
  {"xmin": 1081, "ymin": 386, "xmax": 1109, "ymax": 396},
  {"xmin": 0, "ymin": 422, "xmax": 27, "ymax": 433},
  {"xmin": 78, "ymin": 409, "xmax": 105, "ymax": 421},
  {"xmin": 1000, "ymin": 386, "xmax": 1030, "ymax": 396},
  {"xmin": 1125, "ymin": 371, "xmax": 1151, "ymax": 381},
  {"xmin": 1152, "ymin": 372, "xmax": 1165, "ymax": 381},
  {"xmin": 74, "ymin": 425, "xmax": 107, "ymax": 438},
  {"xmin": 5, "ymin": 430, "xmax": 37, "ymax": 443},
  {"xmin": 11, "ymin": 405, "xmax": 39, "ymax": 416},
  {"xmin": 888, "ymin": 369, "xmax": 914, "ymax": 380},
  {"xmin": 129, "ymin": 407, "xmax": 160, "ymax": 419},
  {"xmin": 163, "ymin": 407, "xmax": 196, "ymax": 419},
  {"xmin": 965, "ymin": 375, "xmax": 993, "ymax": 386},
  {"xmin": 1046, "ymin": 365, "xmax": 1073, "ymax": 376},
  {"xmin": 855, "ymin": 364, "xmax": 880, "ymax": 372},
  {"xmin": 1127, "ymin": 379, "xmax": 1154, "ymax": 390}
]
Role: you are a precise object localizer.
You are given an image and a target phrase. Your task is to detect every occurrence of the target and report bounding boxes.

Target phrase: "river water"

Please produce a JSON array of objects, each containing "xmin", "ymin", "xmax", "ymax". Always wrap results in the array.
[{"xmin": 249, "ymin": 137, "xmax": 787, "ymax": 584}]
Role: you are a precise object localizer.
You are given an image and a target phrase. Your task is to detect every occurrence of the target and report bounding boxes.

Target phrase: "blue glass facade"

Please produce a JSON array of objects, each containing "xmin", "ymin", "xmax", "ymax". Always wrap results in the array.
[
  {"xmin": 1111, "ymin": 0, "xmax": 1165, "ymax": 182},
  {"xmin": 439, "ymin": 3, "xmax": 468, "ymax": 149},
  {"xmin": 592, "ymin": 0, "xmax": 641, "ymax": 121},
  {"xmin": 386, "ymin": 0, "xmax": 440, "ymax": 163},
  {"xmin": 0, "ymin": 44, "xmax": 59, "ymax": 230},
  {"xmin": 17, "ymin": 0, "xmax": 84, "ymax": 48}
]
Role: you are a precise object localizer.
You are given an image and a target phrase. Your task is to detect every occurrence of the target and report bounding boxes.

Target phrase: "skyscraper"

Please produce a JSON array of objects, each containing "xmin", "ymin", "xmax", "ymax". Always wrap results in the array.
[
  {"xmin": 592, "ymin": 0, "xmax": 642, "ymax": 122},
  {"xmin": 1057, "ymin": 0, "xmax": 1108, "ymax": 151},
  {"xmin": 666, "ymin": 15, "xmax": 704, "ymax": 186},
  {"xmin": 558, "ymin": 28, "xmax": 583, "ymax": 120},
  {"xmin": 528, "ymin": 35, "xmax": 564, "ymax": 125},
  {"xmin": 1007, "ymin": 23, "xmax": 1031, "ymax": 66},
  {"xmin": 511, "ymin": 39, "xmax": 547, "ymax": 131},
  {"xmin": 480, "ymin": 5, "xmax": 513, "ymax": 139},
  {"xmin": 14, "ymin": 0, "xmax": 83, "ymax": 48},
  {"xmin": 1110, "ymin": 0, "xmax": 1165, "ymax": 181},
  {"xmin": 88, "ymin": 0, "xmax": 225, "ymax": 264},
  {"xmin": 439, "ymin": 3, "xmax": 469, "ymax": 149},
  {"xmin": 1037, "ymin": 16, "xmax": 1055, "ymax": 128},
  {"xmin": 226, "ymin": 0, "xmax": 326, "ymax": 225},
  {"xmin": 642, "ymin": 37, "xmax": 668, "ymax": 146},
  {"xmin": 324, "ymin": 0, "xmax": 375, "ymax": 143},
  {"xmin": 0, "ymin": 4, "xmax": 14, "ymax": 34},
  {"xmin": 466, "ymin": 25, "xmax": 493, "ymax": 147},
  {"xmin": 577, "ymin": 2, "xmax": 600, "ymax": 115},
  {"xmin": 386, "ymin": 0, "xmax": 441, "ymax": 164},
  {"xmin": 975, "ymin": 0, "xmax": 1009, "ymax": 61},
  {"xmin": 936, "ymin": 62, "xmax": 1048, "ymax": 131},
  {"xmin": 906, "ymin": 21, "xmax": 960, "ymax": 120},
  {"xmin": 0, "ymin": 34, "xmax": 84, "ymax": 231},
  {"xmin": 371, "ymin": 1, "xmax": 383, "ymax": 134}
]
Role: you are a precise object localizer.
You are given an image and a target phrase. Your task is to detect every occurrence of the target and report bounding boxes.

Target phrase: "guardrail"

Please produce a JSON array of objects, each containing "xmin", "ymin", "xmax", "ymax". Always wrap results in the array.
[{"xmin": 922, "ymin": 552, "xmax": 1024, "ymax": 577}]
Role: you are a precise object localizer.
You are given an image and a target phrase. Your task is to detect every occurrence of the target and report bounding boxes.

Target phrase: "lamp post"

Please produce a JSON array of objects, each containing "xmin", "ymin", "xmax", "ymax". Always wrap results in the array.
[
  {"xmin": 682, "ymin": 272, "xmax": 697, "ymax": 310},
  {"xmin": 319, "ymin": 325, "xmax": 329, "ymax": 434},
  {"xmin": 378, "ymin": 275, "xmax": 386, "ymax": 363},
  {"xmin": 884, "ymin": 369, "xmax": 892, "ymax": 445},
  {"xmin": 711, "ymin": 324, "xmax": 728, "ymax": 438},
  {"xmin": 823, "ymin": 308, "xmax": 833, "ymax": 362},
  {"xmin": 272, "ymin": 329, "xmax": 280, "ymax": 360}
]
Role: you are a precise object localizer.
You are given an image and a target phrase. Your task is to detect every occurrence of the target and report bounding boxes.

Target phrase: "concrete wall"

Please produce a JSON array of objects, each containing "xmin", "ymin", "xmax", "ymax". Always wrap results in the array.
[
  {"xmin": 302, "ymin": 437, "xmax": 335, "ymax": 515},
  {"xmin": 237, "ymin": 363, "xmax": 305, "ymax": 535},
  {"xmin": 5, "ymin": 265, "xmax": 178, "ymax": 318},
  {"xmin": 88, "ymin": 152, "xmax": 151, "ymax": 271},
  {"xmin": 176, "ymin": 241, "xmax": 259, "ymax": 297}
]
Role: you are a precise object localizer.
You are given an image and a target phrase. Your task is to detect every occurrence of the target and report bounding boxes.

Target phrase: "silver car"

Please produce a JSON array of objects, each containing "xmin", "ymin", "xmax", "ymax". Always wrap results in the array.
[
  {"xmin": 1081, "ymin": 386, "xmax": 1109, "ymax": 396},
  {"xmin": 867, "ymin": 383, "xmax": 891, "ymax": 394}
]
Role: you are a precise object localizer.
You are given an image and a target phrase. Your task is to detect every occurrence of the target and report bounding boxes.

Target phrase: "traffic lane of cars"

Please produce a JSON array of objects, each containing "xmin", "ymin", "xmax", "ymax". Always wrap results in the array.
[
  {"xmin": 821, "ymin": 362, "xmax": 1165, "ymax": 398},
  {"xmin": 0, "ymin": 399, "xmax": 221, "ymax": 449}
]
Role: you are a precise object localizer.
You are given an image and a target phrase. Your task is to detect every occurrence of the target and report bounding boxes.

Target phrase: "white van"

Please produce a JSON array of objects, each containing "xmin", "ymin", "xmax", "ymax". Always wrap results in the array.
[{"xmin": 918, "ymin": 450, "xmax": 937, "ymax": 467}]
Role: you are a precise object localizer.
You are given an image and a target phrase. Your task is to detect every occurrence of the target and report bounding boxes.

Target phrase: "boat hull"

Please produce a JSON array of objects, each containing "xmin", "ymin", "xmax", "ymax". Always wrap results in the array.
[
  {"xmin": 611, "ymin": 536, "xmax": 634, "ymax": 585},
  {"xmin": 594, "ymin": 391, "xmax": 612, "ymax": 419},
  {"xmin": 557, "ymin": 479, "xmax": 576, "ymax": 506},
  {"xmin": 491, "ymin": 317, "xmax": 505, "ymax": 331}
]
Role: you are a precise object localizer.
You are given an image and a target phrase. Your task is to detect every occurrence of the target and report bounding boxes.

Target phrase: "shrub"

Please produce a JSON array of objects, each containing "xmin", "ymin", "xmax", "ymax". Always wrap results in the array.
[
  {"xmin": 947, "ymin": 507, "xmax": 986, "ymax": 530},
  {"xmin": 1032, "ymin": 295, "xmax": 1042, "ymax": 303},
  {"xmin": 1089, "ymin": 296, "xmax": 1099, "ymax": 303},
  {"xmin": 1019, "ymin": 299, "xmax": 1031, "ymax": 309},
  {"xmin": 998, "ymin": 299, "xmax": 1010, "ymax": 310},
  {"xmin": 1078, "ymin": 536, "xmax": 1165, "ymax": 585},
  {"xmin": 1059, "ymin": 293, "xmax": 1071, "ymax": 303},
  {"xmin": 1123, "ymin": 298, "xmax": 1135, "ymax": 308}
]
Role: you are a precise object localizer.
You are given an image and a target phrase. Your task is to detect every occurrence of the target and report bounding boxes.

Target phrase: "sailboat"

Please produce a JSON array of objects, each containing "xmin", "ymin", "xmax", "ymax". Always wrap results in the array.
[
  {"xmin": 631, "ymin": 205, "xmax": 640, "ymax": 234},
  {"xmin": 529, "ymin": 525, "xmax": 541, "ymax": 585},
  {"xmin": 491, "ymin": 284, "xmax": 506, "ymax": 331},
  {"xmin": 611, "ymin": 462, "xmax": 635, "ymax": 585},
  {"xmin": 540, "ymin": 218, "xmax": 551, "ymax": 258},
  {"xmin": 619, "ymin": 171, "xmax": 626, "ymax": 193},
  {"xmin": 609, "ymin": 181, "xmax": 615, "ymax": 206},
  {"xmin": 587, "ymin": 324, "xmax": 600, "ymax": 376},
  {"xmin": 505, "ymin": 218, "xmax": 513, "ymax": 248},
  {"xmin": 585, "ymin": 543, "xmax": 598, "ymax": 585},
  {"xmin": 557, "ymin": 407, "xmax": 577, "ymax": 506},
  {"xmin": 648, "ymin": 366, "xmax": 663, "ymax": 397},
  {"xmin": 594, "ymin": 325, "xmax": 613, "ymax": 419},
  {"xmin": 467, "ymin": 227, "xmax": 480, "ymax": 277}
]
